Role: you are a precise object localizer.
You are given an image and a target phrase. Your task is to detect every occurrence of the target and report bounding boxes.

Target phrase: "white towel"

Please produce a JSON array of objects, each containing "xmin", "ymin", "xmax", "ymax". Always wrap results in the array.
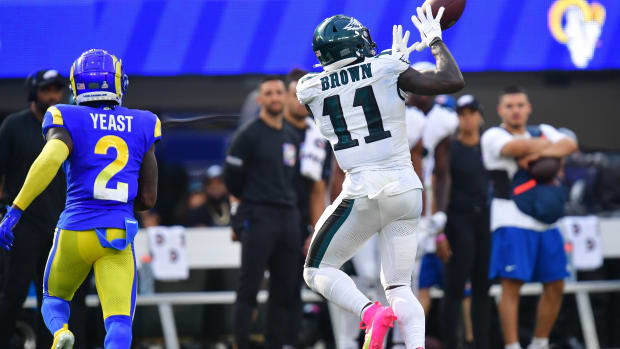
[
  {"xmin": 147, "ymin": 226, "xmax": 189, "ymax": 281},
  {"xmin": 560, "ymin": 216, "xmax": 603, "ymax": 271},
  {"xmin": 299, "ymin": 117, "xmax": 327, "ymax": 181}
]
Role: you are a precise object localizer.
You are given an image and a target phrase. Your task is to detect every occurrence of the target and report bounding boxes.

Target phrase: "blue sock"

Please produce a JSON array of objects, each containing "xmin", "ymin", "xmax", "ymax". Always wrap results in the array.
[
  {"xmin": 104, "ymin": 315, "xmax": 132, "ymax": 349},
  {"xmin": 41, "ymin": 295, "xmax": 70, "ymax": 335}
]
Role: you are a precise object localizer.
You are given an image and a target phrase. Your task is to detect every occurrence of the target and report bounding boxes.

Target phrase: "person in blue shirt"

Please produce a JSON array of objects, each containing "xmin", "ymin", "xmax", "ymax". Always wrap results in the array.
[{"xmin": 0, "ymin": 49, "xmax": 160, "ymax": 349}]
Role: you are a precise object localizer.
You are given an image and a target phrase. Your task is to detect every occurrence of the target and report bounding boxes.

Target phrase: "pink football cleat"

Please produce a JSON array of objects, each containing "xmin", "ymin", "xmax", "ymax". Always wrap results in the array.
[{"xmin": 360, "ymin": 302, "xmax": 397, "ymax": 349}]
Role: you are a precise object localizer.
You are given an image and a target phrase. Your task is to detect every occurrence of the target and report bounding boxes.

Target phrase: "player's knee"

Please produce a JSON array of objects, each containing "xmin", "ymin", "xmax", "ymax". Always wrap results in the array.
[
  {"xmin": 104, "ymin": 315, "xmax": 132, "ymax": 349},
  {"xmin": 544, "ymin": 280, "xmax": 564, "ymax": 298},
  {"xmin": 41, "ymin": 295, "xmax": 70, "ymax": 333},
  {"xmin": 303, "ymin": 267, "xmax": 318, "ymax": 290}
]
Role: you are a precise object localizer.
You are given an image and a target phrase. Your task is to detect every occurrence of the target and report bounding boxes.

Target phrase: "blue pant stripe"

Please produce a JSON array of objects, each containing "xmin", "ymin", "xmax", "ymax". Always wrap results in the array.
[{"xmin": 43, "ymin": 228, "xmax": 61, "ymax": 295}]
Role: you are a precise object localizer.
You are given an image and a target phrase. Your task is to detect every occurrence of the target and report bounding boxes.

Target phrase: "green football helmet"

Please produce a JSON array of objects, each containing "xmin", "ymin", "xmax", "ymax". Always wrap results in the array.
[{"xmin": 312, "ymin": 15, "xmax": 377, "ymax": 71}]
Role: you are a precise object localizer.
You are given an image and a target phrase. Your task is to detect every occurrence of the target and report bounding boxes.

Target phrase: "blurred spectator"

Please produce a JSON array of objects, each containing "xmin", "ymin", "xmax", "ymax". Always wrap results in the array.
[
  {"xmin": 440, "ymin": 95, "xmax": 491, "ymax": 349},
  {"xmin": 0, "ymin": 70, "xmax": 87, "ymax": 348},
  {"xmin": 225, "ymin": 76, "xmax": 301, "ymax": 349},
  {"xmin": 178, "ymin": 165, "xmax": 230, "ymax": 227},
  {"xmin": 283, "ymin": 68, "xmax": 331, "ymax": 348},
  {"xmin": 481, "ymin": 86, "xmax": 578, "ymax": 349}
]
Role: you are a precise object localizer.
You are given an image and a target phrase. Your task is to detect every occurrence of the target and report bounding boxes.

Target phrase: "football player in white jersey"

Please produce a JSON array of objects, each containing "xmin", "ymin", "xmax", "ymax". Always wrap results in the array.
[{"xmin": 297, "ymin": 5, "xmax": 464, "ymax": 349}]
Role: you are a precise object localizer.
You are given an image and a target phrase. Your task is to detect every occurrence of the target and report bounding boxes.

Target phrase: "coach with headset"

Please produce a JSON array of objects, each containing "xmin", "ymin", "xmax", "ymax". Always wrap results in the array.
[{"xmin": 0, "ymin": 70, "xmax": 86, "ymax": 349}]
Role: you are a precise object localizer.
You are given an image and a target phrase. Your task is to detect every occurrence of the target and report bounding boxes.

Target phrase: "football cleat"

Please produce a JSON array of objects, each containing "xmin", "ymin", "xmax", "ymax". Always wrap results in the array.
[
  {"xmin": 360, "ymin": 302, "xmax": 397, "ymax": 349},
  {"xmin": 69, "ymin": 49, "xmax": 129, "ymax": 106},
  {"xmin": 51, "ymin": 324, "xmax": 74, "ymax": 349}
]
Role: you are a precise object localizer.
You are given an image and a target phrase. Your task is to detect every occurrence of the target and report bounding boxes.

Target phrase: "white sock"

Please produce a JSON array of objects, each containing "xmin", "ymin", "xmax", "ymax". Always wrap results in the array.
[
  {"xmin": 303, "ymin": 267, "xmax": 371, "ymax": 317},
  {"xmin": 327, "ymin": 302, "xmax": 359, "ymax": 349},
  {"xmin": 385, "ymin": 286, "xmax": 425, "ymax": 349},
  {"xmin": 528, "ymin": 337, "xmax": 549, "ymax": 349},
  {"xmin": 505, "ymin": 342, "xmax": 522, "ymax": 349}
]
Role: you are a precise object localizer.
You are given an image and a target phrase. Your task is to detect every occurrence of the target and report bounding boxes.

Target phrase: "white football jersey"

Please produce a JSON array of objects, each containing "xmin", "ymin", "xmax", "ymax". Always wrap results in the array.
[
  {"xmin": 297, "ymin": 53, "xmax": 423, "ymax": 198},
  {"xmin": 405, "ymin": 106, "xmax": 426, "ymax": 149}
]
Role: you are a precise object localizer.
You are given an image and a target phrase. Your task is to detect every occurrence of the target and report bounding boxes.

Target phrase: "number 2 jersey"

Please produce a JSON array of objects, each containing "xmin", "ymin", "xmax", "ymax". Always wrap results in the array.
[
  {"xmin": 297, "ymin": 53, "xmax": 422, "ymax": 198},
  {"xmin": 42, "ymin": 104, "xmax": 161, "ymax": 231}
]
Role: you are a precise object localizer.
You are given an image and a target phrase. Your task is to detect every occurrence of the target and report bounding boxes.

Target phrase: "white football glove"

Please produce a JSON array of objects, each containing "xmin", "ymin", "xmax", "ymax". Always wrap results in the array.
[
  {"xmin": 411, "ymin": 3, "xmax": 445, "ymax": 50},
  {"xmin": 391, "ymin": 24, "xmax": 420, "ymax": 62}
]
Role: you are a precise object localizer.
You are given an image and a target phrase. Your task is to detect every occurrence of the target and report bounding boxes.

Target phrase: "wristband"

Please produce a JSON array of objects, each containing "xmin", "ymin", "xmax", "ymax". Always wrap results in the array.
[
  {"xmin": 230, "ymin": 201, "xmax": 239, "ymax": 215},
  {"xmin": 431, "ymin": 211, "xmax": 447, "ymax": 232},
  {"xmin": 435, "ymin": 233, "xmax": 447, "ymax": 243},
  {"xmin": 429, "ymin": 37, "xmax": 442, "ymax": 47}
]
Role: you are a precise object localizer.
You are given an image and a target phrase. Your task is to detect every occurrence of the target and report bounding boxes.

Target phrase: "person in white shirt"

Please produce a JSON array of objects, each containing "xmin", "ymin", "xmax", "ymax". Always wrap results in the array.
[{"xmin": 481, "ymin": 86, "xmax": 578, "ymax": 349}]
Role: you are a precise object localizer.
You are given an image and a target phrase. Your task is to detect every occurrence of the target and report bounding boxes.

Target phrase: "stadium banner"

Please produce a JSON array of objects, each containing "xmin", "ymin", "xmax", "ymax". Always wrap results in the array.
[{"xmin": 0, "ymin": 0, "xmax": 618, "ymax": 77}]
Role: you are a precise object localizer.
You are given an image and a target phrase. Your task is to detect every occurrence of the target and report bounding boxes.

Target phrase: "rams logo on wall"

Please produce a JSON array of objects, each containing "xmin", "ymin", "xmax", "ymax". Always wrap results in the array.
[{"xmin": 548, "ymin": 0, "xmax": 606, "ymax": 68}]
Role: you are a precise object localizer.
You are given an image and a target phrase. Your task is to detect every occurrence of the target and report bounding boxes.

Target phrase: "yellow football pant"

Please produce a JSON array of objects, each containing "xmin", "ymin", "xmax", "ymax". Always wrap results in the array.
[{"xmin": 43, "ymin": 228, "xmax": 137, "ymax": 319}]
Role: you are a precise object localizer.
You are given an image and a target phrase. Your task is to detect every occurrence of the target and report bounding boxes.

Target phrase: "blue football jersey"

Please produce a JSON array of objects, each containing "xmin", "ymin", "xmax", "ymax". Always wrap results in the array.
[{"xmin": 42, "ymin": 104, "xmax": 161, "ymax": 230}]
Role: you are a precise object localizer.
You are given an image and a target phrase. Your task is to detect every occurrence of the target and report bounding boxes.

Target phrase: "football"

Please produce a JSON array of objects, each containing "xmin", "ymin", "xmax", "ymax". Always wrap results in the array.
[
  {"xmin": 423, "ymin": 0, "xmax": 466, "ymax": 30},
  {"xmin": 529, "ymin": 157, "xmax": 562, "ymax": 183}
]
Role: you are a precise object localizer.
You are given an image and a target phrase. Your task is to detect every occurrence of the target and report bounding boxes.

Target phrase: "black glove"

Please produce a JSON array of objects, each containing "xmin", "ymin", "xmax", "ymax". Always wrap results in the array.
[{"xmin": 230, "ymin": 205, "xmax": 249, "ymax": 241}]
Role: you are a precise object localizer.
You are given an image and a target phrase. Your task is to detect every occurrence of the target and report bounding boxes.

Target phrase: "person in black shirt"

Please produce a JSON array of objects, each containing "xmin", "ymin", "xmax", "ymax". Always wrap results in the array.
[
  {"xmin": 439, "ymin": 95, "xmax": 492, "ymax": 349},
  {"xmin": 0, "ymin": 70, "xmax": 86, "ymax": 349},
  {"xmin": 282, "ymin": 68, "xmax": 331, "ymax": 347},
  {"xmin": 225, "ymin": 76, "xmax": 302, "ymax": 349}
]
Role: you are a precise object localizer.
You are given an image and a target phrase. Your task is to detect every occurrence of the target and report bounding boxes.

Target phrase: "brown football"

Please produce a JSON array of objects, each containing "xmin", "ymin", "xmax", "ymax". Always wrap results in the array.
[
  {"xmin": 529, "ymin": 157, "xmax": 562, "ymax": 183},
  {"xmin": 422, "ymin": 0, "xmax": 466, "ymax": 30}
]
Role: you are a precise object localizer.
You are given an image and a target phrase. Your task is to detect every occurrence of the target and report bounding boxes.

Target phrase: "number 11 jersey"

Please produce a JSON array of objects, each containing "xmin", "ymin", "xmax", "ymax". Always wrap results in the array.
[
  {"xmin": 297, "ymin": 53, "xmax": 422, "ymax": 198},
  {"xmin": 42, "ymin": 104, "xmax": 161, "ymax": 231}
]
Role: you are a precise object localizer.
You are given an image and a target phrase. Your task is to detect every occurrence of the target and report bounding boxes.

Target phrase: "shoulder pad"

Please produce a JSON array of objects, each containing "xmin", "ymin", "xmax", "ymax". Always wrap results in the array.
[
  {"xmin": 297, "ymin": 73, "xmax": 325, "ymax": 105},
  {"xmin": 299, "ymin": 73, "xmax": 319, "ymax": 84}
]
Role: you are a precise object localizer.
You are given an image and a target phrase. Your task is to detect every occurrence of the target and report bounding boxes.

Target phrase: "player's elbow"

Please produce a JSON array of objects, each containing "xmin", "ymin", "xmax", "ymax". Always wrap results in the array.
[
  {"xmin": 138, "ymin": 191, "xmax": 157, "ymax": 211},
  {"xmin": 564, "ymin": 138, "xmax": 578, "ymax": 155},
  {"xmin": 453, "ymin": 75, "xmax": 465, "ymax": 91},
  {"xmin": 443, "ymin": 73, "xmax": 465, "ymax": 93}
]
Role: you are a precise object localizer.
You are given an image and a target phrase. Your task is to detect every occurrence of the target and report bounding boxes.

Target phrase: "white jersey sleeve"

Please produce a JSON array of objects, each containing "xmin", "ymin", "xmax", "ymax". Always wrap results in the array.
[
  {"xmin": 297, "ymin": 73, "xmax": 322, "ymax": 105},
  {"xmin": 539, "ymin": 123, "xmax": 567, "ymax": 143},
  {"xmin": 405, "ymin": 107, "xmax": 426, "ymax": 149},
  {"xmin": 481, "ymin": 127, "xmax": 513, "ymax": 167},
  {"xmin": 421, "ymin": 105, "xmax": 458, "ymax": 155}
]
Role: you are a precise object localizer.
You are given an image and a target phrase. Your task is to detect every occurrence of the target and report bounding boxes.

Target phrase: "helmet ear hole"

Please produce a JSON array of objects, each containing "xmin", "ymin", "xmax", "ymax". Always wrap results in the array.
[{"xmin": 332, "ymin": 25, "xmax": 338, "ymax": 32}]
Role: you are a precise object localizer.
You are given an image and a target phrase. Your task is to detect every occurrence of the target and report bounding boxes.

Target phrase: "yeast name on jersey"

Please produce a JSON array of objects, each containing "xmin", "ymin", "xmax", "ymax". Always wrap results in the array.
[
  {"xmin": 90, "ymin": 113, "xmax": 133, "ymax": 132},
  {"xmin": 320, "ymin": 63, "xmax": 373, "ymax": 91}
]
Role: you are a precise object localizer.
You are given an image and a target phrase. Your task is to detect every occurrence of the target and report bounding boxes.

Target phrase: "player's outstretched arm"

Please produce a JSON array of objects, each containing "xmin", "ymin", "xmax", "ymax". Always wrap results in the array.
[
  {"xmin": 135, "ymin": 144, "xmax": 158, "ymax": 211},
  {"xmin": 397, "ymin": 4, "xmax": 464, "ymax": 95},
  {"xmin": 398, "ymin": 40, "xmax": 464, "ymax": 95},
  {"xmin": 0, "ymin": 128, "xmax": 72, "ymax": 250}
]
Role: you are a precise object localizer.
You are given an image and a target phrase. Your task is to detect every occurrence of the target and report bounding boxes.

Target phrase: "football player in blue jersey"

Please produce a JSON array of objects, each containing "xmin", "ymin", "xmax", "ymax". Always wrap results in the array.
[{"xmin": 0, "ymin": 49, "xmax": 160, "ymax": 349}]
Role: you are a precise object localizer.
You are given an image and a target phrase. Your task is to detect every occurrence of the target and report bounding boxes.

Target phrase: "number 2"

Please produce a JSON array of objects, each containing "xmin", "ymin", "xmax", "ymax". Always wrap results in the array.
[
  {"xmin": 323, "ymin": 86, "xmax": 391, "ymax": 151},
  {"xmin": 93, "ymin": 135, "xmax": 129, "ymax": 202}
]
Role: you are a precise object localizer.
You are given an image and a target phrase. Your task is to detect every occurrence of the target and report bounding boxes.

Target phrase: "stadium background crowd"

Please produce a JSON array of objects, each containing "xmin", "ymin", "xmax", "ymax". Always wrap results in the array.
[{"xmin": 1, "ymin": 1, "xmax": 620, "ymax": 349}]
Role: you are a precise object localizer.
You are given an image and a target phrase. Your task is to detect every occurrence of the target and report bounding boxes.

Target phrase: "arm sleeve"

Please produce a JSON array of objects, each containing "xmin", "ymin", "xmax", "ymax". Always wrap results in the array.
[
  {"xmin": 42, "ymin": 106, "xmax": 69, "ymax": 136},
  {"xmin": 13, "ymin": 139, "xmax": 69, "ymax": 210},
  {"xmin": 481, "ymin": 127, "xmax": 512, "ymax": 159},
  {"xmin": 224, "ymin": 129, "xmax": 251, "ymax": 198},
  {"xmin": 539, "ymin": 124, "xmax": 567, "ymax": 143}
]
